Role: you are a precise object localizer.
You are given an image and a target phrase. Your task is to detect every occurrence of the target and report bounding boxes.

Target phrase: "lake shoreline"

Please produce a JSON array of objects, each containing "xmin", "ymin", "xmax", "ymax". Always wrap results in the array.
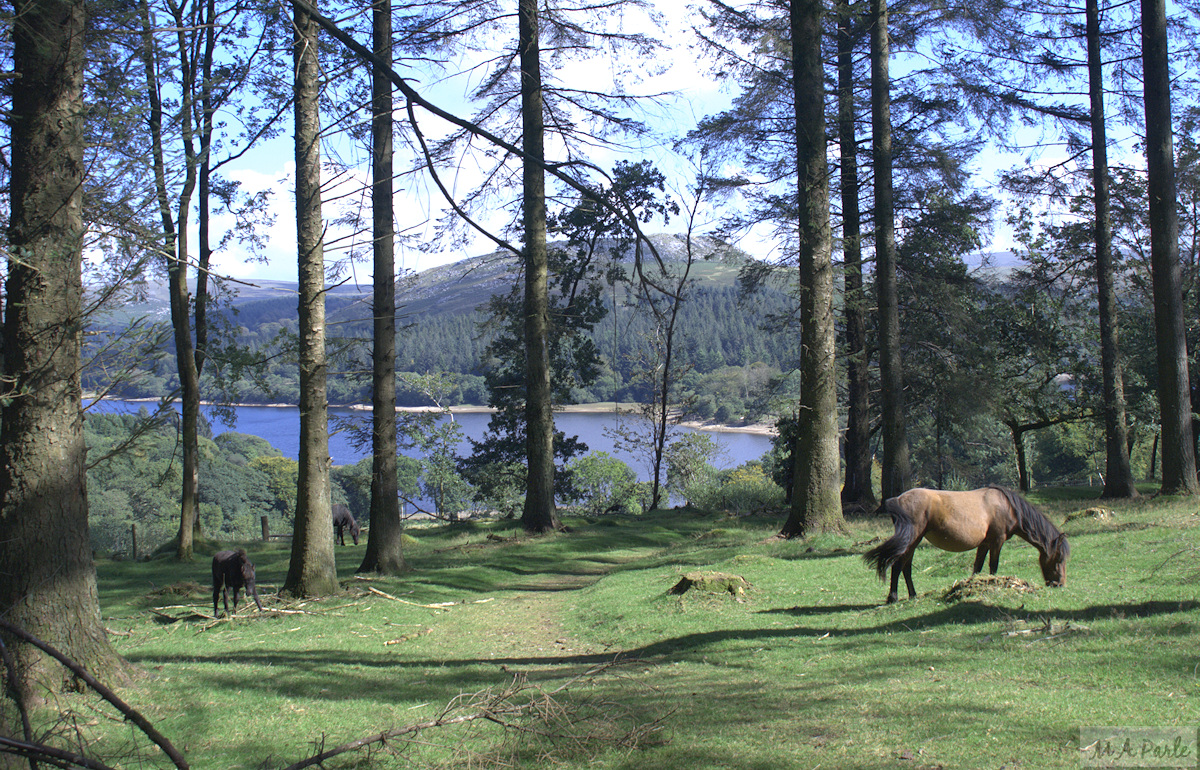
[{"xmin": 95, "ymin": 397, "xmax": 777, "ymax": 438}]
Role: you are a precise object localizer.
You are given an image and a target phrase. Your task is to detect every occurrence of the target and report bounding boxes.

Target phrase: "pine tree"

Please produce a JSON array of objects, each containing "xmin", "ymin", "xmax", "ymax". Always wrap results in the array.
[
  {"xmin": 1141, "ymin": 0, "xmax": 1198, "ymax": 494},
  {"xmin": 359, "ymin": 0, "xmax": 407, "ymax": 573},
  {"xmin": 781, "ymin": 0, "xmax": 844, "ymax": 536},
  {"xmin": 284, "ymin": 0, "xmax": 339, "ymax": 597},
  {"xmin": 0, "ymin": 0, "xmax": 133, "ymax": 700}
]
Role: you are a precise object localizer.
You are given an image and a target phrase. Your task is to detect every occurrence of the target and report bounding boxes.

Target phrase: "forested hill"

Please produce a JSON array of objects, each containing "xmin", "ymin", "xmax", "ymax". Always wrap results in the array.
[{"xmin": 92, "ymin": 235, "xmax": 803, "ymax": 421}]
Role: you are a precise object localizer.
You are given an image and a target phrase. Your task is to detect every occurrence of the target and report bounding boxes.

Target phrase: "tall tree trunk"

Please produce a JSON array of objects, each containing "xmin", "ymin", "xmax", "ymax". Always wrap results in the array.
[
  {"xmin": 0, "ymin": 0, "xmax": 131, "ymax": 701},
  {"xmin": 168, "ymin": 0, "xmax": 206, "ymax": 559},
  {"xmin": 192, "ymin": 0, "xmax": 219, "ymax": 541},
  {"xmin": 140, "ymin": 0, "xmax": 203, "ymax": 560},
  {"xmin": 647, "ymin": 238, "xmax": 696, "ymax": 512},
  {"xmin": 284, "ymin": 0, "xmax": 339, "ymax": 596},
  {"xmin": 838, "ymin": 0, "xmax": 874, "ymax": 512},
  {"xmin": 172, "ymin": 250, "xmax": 203, "ymax": 561},
  {"xmin": 781, "ymin": 0, "xmax": 844, "ymax": 537},
  {"xmin": 519, "ymin": 0, "xmax": 559, "ymax": 533},
  {"xmin": 1087, "ymin": 0, "xmax": 1137, "ymax": 499},
  {"xmin": 1141, "ymin": 0, "xmax": 1199, "ymax": 494},
  {"xmin": 359, "ymin": 0, "xmax": 406, "ymax": 574},
  {"xmin": 195, "ymin": 0, "xmax": 216, "ymax": 391},
  {"xmin": 871, "ymin": 0, "xmax": 910, "ymax": 500}
]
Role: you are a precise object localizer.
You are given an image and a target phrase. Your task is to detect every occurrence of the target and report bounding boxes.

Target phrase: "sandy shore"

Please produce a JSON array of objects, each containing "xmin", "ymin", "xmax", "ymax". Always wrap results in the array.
[
  {"xmin": 95, "ymin": 397, "xmax": 778, "ymax": 437},
  {"xmin": 553, "ymin": 402, "xmax": 777, "ymax": 436},
  {"xmin": 384, "ymin": 401, "xmax": 779, "ymax": 437}
]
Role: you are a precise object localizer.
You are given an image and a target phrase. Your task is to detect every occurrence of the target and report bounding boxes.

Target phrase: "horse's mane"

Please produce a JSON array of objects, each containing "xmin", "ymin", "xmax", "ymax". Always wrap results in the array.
[{"xmin": 987, "ymin": 485, "xmax": 1062, "ymax": 552}]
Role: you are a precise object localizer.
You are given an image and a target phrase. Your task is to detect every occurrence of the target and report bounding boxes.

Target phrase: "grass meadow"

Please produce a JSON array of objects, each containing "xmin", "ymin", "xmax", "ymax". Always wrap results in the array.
[{"xmin": 55, "ymin": 488, "xmax": 1200, "ymax": 767}]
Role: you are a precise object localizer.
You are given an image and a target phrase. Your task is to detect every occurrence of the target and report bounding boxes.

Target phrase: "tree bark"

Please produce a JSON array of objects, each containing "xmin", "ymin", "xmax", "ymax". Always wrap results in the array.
[
  {"xmin": 0, "ymin": 0, "xmax": 131, "ymax": 702},
  {"xmin": 781, "ymin": 0, "xmax": 845, "ymax": 537},
  {"xmin": 1140, "ymin": 0, "xmax": 1198, "ymax": 495},
  {"xmin": 838, "ymin": 0, "xmax": 875, "ymax": 512},
  {"xmin": 1087, "ymin": 0, "xmax": 1137, "ymax": 499},
  {"xmin": 284, "ymin": 0, "xmax": 339, "ymax": 596},
  {"xmin": 519, "ymin": 0, "xmax": 559, "ymax": 533},
  {"xmin": 359, "ymin": 0, "xmax": 406, "ymax": 574},
  {"xmin": 871, "ymin": 0, "xmax": 910, "ymax": 500}
]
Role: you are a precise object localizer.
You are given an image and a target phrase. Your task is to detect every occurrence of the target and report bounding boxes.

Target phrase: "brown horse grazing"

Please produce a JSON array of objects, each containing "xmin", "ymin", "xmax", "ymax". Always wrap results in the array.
[
  {"xmin": 863, "ymin": 485, "xmax": 1069, "ymax": 604},
  {"xmin": 212, "ymin": 549, "xmax": 264, "ymax": 617}
]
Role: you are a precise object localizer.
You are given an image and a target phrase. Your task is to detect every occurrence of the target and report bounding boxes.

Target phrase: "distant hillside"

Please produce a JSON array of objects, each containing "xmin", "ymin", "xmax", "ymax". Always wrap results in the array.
[
  {"xmin": 86, "ymin": 234, "xmax": 802, "ymax": 419},
  {"xmin": 101, "ymin": 240, "xmax": 1018, "ymax": 329},
  {"xmin": 104, "ymin": 234, "xmax": 752, "ymax": 328}
]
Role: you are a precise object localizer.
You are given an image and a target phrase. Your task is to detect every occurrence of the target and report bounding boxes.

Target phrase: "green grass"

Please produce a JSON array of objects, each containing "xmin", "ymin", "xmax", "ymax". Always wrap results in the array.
[{"xmin": 59, "ymin": 490, "xmax": 1200, "ymax": 767}]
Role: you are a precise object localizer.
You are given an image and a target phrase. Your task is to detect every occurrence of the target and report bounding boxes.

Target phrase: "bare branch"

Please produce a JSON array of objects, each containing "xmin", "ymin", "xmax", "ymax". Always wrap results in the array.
[{"xmin": 0, "ymin": 619, "xmax": 190, "ymax": 770}]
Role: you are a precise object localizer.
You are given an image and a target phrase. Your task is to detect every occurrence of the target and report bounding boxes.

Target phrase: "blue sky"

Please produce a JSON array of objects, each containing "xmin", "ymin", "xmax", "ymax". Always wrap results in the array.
[{"xmin": 200, "ymin": 1, "xmax": 1096, "ymax": 287}]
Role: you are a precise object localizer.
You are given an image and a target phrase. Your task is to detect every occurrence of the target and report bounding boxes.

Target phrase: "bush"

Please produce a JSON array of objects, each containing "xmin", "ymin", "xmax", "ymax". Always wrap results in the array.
[
  {"xmin": 564, "ymin": 451, "xmax": 641, "ymax": 515},
  {"xmin": 665, "ymin": 433, "xmax": 721, "ymax": 503},
  {"xmin": 718, "ymin": 463, "xmax": 785, "ymax": 514},
  {"xmin": 713, "ymin": 400, "xmax": 743, "ymax": 423},
  {"xmin": 468, "ymin": 461, "xmax": 526, "ymax": 519},
  {"xmin": 685, "ymin": 462, "xmax": 785, "ymax": 515}
]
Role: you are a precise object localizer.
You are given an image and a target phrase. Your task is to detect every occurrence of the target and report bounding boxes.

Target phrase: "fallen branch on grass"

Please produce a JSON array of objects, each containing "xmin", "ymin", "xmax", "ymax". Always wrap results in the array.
[
  {"xmin": 365, "ymin": 586, "xmax": 493, "ymax": 609},
  {"xmin": 0, "ymin": 617, "xmax": 190, "ymax": 769},
  {"xmin": 280, "ymin": 660, "xmax": 671, "ymax": 769}
]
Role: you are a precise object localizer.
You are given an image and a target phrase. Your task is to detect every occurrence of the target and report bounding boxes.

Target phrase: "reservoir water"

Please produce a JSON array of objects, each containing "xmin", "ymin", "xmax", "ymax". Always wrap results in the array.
[{"xmin": 89, "ymin": 401, "xmax": 775, "ymax": 481}]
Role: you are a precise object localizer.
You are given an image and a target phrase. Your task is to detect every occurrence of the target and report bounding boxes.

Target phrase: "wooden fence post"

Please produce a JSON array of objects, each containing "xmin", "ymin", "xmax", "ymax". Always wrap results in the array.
[{"xmin": 261, "ymin": 516, "xmax": 270, "ymax": 541}]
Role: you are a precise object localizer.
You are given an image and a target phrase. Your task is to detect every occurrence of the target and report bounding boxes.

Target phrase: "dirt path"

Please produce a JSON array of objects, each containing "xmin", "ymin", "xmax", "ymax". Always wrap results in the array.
[{"xmin": 466, "ymin": 573, "xmax": 614, "ymax": 665}]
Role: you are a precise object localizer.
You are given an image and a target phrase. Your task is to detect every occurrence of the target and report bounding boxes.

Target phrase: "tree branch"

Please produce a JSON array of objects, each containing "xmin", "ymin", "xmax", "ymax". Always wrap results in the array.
[{"xmin": 0, "ymin": 619, "xmax": 190, "ymax": 770}]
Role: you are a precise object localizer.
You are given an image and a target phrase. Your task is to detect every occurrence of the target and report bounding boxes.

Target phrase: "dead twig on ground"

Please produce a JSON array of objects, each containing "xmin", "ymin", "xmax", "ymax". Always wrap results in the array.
[
  {"xmin": 0, "ymin": 617, "xmax": 190, "ymax": 769},
  {"xmin": 281, "ymin": 659, "xmax": 670, "ymax": 769}
]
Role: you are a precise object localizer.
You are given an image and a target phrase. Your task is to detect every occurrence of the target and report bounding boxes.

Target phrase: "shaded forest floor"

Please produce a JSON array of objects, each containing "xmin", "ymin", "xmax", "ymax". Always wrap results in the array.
[{"xmin": 56, "ymin": 489, "xmax": 1200, "ymax": 767}]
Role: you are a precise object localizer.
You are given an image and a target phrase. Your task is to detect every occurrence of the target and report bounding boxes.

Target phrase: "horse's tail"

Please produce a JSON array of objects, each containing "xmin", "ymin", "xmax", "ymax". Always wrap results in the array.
[{"xmin": 863, "ymin": 497, "xmax": 917, "ymax": 580}]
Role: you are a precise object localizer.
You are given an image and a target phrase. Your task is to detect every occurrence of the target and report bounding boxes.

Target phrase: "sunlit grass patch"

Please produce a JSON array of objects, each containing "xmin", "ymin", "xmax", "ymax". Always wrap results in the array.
[{"xmin": 56, "ymin": 494, "xmax": 1199, "ymax": 767}]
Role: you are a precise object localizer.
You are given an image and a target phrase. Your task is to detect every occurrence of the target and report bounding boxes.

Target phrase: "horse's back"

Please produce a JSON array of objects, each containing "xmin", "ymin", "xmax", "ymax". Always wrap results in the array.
[{"xmin": 896, "ymin": 487, "xmax": 1007, "ymax": 552}]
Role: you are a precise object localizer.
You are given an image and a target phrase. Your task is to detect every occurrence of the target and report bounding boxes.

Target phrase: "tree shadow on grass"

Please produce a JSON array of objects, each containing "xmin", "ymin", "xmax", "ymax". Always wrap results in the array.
[
  {"xmin": 125, "ymin": 597, "xmax": 1199, "ymax": 706},
  {"xmin": 762, "ymin": 598, "xmax": 1200, "ymax": 632}
]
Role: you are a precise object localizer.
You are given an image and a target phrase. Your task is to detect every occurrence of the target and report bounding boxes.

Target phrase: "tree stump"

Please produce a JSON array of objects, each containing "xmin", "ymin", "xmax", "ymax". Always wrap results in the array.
[
  {"xmin": 668, "ymin": 571, "xmax": 750, "ymax": 597},
  {"xmin": 1065, "ymin": 507, "xmax": 1114, "ymax": 524}
]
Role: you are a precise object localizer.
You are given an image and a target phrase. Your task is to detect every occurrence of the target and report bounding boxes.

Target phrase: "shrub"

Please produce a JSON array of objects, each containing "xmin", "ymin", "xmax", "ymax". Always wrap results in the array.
[
  {"xmin": 665, "ymin": 433, "xmax": 721, "ymax": 503},
  {"xmin": 685, "ymin": 462, "xmax": 785, "ymax": 515},
  {"xmin": 719, "ymin": 463, "xmax": 785, "ymax": 514},
  {"xmin": 564, "ymin": 451, "xmax": 641, "ymax": 515}
]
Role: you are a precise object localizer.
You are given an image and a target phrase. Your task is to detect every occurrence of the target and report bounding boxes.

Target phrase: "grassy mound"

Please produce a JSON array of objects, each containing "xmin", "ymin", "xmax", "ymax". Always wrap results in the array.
[{"xmin": 941, "ymin": 574, "xmax": 1038, "ymax": 602}]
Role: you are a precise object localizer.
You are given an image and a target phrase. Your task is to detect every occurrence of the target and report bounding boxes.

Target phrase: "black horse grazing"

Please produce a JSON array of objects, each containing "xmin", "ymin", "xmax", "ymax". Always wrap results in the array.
[
  {"xmin": 332, "ymin": 503, "xmax": 360, "ymax": 546},
  {"xmin": 863, "ymin": 485, "xmax": 1070, "ymax": 604},
  {"xmin": 212, "ymin": 549, "xmax": 264, "ymax": 617}
]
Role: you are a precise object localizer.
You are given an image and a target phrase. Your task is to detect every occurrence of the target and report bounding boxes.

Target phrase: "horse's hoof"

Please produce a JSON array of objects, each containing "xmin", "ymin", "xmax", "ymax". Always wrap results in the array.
[{"xmin": 886, "ymin": 595, "xmax": 898, "ymax": 604}]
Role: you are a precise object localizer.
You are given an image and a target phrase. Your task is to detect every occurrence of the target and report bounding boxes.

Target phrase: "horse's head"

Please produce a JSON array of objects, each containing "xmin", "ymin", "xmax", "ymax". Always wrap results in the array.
[
  {"xmin": 1039, "ymin": 533, "xmax": 1070, "ymax": 586},
  {"xmin": 241, "ymin": 559, "xmax": 264, "ymax": 610},
  {"xmin": 350, "ymin": 518, "xmax": 361, "ymax": 545}
]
